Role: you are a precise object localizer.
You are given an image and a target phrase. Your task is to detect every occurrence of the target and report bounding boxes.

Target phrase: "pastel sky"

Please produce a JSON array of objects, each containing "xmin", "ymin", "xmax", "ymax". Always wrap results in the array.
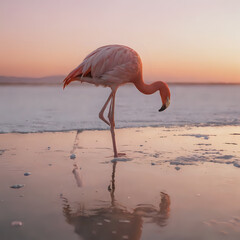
[{"xmin": 0, "ymin": 0, "xmax": 239, "ymax": 83}]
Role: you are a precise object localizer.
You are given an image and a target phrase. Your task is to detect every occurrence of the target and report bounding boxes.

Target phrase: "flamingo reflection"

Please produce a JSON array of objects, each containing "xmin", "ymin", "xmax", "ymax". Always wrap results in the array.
[{"xmin": 61, "ymin": 162, "xmax": 170, "ymax": 240}]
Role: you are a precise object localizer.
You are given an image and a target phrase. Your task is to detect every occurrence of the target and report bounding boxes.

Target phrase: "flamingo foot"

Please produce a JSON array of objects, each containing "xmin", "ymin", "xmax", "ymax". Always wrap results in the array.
[
  {"xmin": 113, "ymin": 152, "xmax": 126, "ymax": 158},
  {"xmin": 117, "ymin": 152, "xmax": 126, "ymax": 157}
]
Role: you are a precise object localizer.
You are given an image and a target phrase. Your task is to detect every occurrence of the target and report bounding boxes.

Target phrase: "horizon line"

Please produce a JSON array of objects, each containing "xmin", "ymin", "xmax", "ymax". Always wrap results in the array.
[{"xmin": 0, "ymin": 75, "xmax": 239, "ymax": 85}]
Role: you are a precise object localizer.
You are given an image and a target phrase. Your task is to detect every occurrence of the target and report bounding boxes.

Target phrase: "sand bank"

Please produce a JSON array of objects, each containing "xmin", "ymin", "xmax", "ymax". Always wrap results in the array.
[{"xmin": 0, "ymin": 126, "xmax": 240, "ymax": 239}]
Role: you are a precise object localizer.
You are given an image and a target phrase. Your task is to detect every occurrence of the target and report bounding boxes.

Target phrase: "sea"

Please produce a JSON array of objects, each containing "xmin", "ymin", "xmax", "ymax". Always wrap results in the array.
[{"xmin": 0, "ymin": 84, "xmax": 239, "ymax": 133}]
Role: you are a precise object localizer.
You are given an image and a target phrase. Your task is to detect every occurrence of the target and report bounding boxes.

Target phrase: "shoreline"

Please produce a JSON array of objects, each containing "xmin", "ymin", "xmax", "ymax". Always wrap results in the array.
[
  {"xmin": 1, "ymin": 125, "xmax": 239, "ymax": 168},
  {"xmin": 1, "ymin": 123, "xmax": 240, "ymax": 135}
]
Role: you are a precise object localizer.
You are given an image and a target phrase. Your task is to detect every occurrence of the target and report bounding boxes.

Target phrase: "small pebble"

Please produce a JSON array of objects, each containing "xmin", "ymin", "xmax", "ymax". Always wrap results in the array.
[
  {"xmin": 104, "ymin": 219, "xmax": 111, "ymax": 223},
  {"xmin": 11, "ymin": 221, "xmax": 23, "ymax": 227},
  {"xmin": 175, "ymin": 166, "xmax": 181, "ymax": 171},
  {"xmin": 48, "ymin": 164, "xmax": 52, "ymax": 166},
  {"xmin": 151, "ymin": 162, "xmax": 156, "ymax": 166},
  {"xmin": 10, "ymin": 184, "xmax": 24, "ymax": 189},
  {"xmin": 24, "ymin": 172, "xmax": 31, "ymax": 176},
  {"xmin": 70, "ymin": 154, "xmax": 76, "ymax": 159},
  {"xmin": 119, "ymin": 219, "xmax": 130, "ymax": 223},
  {"xmin": 47, "ymin": 147, "xmax": 51, "ymax": 150}
]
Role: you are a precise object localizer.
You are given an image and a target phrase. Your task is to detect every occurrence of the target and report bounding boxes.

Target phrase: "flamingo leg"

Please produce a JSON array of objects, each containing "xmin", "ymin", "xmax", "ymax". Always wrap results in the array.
[
  {"xmin": 98, "ymin": 92, "xmax": 112, "ymax": 126},
  {"xmin": 108, "ymin": 91, "xmax": 118, "ymax": 157}
]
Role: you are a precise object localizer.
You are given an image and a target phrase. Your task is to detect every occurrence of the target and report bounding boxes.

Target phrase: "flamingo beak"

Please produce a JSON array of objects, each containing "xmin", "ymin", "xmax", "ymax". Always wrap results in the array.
[
  {"xmin": 159, "ymin": 104, "xmax": 167, "ymax": 112},
  {"xmin": 159, "ymin": 97, "xmax": 170, "ymax": 112}
]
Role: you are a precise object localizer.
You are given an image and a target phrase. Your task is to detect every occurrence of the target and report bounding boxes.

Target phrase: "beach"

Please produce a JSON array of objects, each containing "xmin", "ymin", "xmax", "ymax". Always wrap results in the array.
[
  {"xmin": 1, "ymin": 125, "xmax": 240, "ymax": 240},
  {"xmin": 1, "ymin": 0, "xmax": 240, "ymax": 238}
]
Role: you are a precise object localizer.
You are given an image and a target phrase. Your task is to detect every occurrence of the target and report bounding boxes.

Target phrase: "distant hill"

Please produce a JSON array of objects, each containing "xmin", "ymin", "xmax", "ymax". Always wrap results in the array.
[
  {"xmin": 0, "ymin": 75, "xmax": 238, "ymax": 86},
  {"xmin": 0, "ymin": 75, "xmax": 65, "ymax": 85}
]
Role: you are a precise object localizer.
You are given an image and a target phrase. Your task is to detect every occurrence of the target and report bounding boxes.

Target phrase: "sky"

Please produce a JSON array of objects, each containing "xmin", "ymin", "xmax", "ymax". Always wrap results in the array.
[{"xmin": 0, "ymin": 0, "xmax": 240, "ymax": 83}]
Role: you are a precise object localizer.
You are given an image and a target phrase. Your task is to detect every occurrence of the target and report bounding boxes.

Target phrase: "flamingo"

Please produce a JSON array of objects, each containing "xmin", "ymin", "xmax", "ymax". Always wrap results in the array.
[{"xmin": 63, "ymin": 45, "xmax": 170, "ymax": 157}]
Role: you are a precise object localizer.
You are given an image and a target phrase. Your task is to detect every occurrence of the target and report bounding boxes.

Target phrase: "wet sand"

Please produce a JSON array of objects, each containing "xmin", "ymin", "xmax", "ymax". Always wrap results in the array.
[{"xmin": 0, "ymin": 126, "xmax": 240, "ymax": 240}]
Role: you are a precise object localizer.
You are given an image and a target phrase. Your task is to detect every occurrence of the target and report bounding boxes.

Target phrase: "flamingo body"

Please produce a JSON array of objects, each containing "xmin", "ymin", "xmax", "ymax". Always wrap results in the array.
[
  {"xmin": 64, "ymin": 45, "xmax": 141, "ymax": 89},
  {"xmin": 63, "ymin": 45, "xmax": 170, "ymax": 157}
]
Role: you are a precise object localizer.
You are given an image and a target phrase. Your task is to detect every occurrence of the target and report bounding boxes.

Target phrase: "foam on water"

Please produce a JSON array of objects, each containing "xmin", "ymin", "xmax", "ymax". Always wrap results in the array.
[{"xmin": 0, "ymin": 84, "xmax": 239, "ymax": 133}]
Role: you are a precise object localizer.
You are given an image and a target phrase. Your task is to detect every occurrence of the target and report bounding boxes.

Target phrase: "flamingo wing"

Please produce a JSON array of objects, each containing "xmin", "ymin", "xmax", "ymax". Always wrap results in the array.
[{"xmin": 63, "ymin": 45, "xmax": 142, "ymax": 88}]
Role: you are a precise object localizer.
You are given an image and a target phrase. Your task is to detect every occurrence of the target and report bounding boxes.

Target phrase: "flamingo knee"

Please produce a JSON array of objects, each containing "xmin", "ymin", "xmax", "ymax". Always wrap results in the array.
[{"xmin": 99, "ymin": 111, "xmax": 110, "ymax": 126}]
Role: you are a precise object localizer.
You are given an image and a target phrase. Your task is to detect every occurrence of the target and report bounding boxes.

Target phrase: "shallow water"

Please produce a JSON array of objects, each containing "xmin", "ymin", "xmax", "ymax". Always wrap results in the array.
[
  {"xmin": 0, "ymin": 84, "xmax": 239, "ymax": 133},
  {"xmin": 0, "ymin": 128, "xmax": 240, "ymax": 240}
]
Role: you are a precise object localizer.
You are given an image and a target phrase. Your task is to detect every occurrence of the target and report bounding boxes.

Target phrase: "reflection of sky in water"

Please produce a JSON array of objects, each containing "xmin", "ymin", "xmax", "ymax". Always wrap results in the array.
[{"xmin": 0, "ymin": 85, "xmax": 240, "ymax": 133}]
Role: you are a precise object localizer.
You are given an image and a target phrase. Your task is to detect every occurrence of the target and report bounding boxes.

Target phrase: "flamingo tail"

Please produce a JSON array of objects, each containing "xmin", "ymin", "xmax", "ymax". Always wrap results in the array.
[{"xmin": 63, "ymin": 65, "xmax": 90, "ymax": 89}]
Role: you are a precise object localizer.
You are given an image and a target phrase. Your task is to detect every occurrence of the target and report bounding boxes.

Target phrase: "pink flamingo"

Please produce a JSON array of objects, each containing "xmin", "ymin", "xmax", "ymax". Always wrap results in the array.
[{"xmin": 63, "ymin": 45, "xmax": 170, "ymax": 157}]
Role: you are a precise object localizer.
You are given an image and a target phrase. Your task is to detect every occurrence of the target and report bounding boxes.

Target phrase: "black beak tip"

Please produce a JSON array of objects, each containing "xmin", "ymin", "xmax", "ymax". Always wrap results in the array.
[{"xmin": 159, "ymin": 104, "xmax": 167, "ymax": 112}]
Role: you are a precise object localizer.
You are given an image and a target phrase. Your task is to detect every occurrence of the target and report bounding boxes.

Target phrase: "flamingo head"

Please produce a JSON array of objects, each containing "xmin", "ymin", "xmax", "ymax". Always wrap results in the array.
[{"xmin": 159, "ymin": 82, "xmax": 171, "ymax": 112}]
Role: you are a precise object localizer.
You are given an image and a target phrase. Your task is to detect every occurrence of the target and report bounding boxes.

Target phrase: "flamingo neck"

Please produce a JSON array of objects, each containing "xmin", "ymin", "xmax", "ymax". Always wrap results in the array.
[{"xmin": 134, "ymin": 77, "xmax": 162, "ymax": 95}]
